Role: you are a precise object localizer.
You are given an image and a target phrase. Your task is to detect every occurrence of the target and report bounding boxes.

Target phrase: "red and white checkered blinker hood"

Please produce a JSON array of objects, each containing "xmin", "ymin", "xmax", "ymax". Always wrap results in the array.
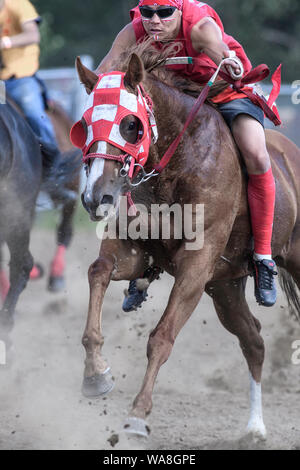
[{"xmin": 70, "ymin": 72, "xmax": 157, "ymax": 168}]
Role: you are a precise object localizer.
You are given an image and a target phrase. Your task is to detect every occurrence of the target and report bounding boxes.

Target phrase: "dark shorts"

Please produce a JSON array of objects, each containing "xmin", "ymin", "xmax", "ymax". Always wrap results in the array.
[{"xmin": 217, "ymin": 98, "xmax": 265, "ymax": 130}]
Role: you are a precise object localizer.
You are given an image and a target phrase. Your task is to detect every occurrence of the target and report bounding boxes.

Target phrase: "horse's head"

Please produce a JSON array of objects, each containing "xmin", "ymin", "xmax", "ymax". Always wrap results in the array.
[{"xmin": 71, "ymin": 54, "xmax": 150, "ymax": 221}]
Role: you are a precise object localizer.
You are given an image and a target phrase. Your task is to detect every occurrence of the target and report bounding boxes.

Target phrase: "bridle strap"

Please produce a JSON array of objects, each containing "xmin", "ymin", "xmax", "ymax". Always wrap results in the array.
[
  {"xmin": 83, "ymin": 152, "xmax": 129, "ymax": 165},
  {"xmin": 83, "ymin": 151, "xmax": 137, "ymax": 215},
  {"xmin": 154, "ymin": 80, "xmax": 210, "ymax": 173}
]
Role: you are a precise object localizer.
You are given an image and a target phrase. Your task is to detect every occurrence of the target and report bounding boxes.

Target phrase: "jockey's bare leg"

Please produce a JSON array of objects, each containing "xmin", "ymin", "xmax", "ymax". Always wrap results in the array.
[
  {"xmin": 231, "ymin": 114, "xmax": 270, "ymax": 174},
  {"xmin": 232, "ymin": 114, "xmax": 277, "ymax": 306}
]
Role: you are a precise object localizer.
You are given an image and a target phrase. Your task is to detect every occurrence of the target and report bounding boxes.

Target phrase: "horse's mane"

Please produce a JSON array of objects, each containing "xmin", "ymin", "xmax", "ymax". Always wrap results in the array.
[{"xmin": 113, "ymin": 39, "xmax": 228, "ymax": 100}]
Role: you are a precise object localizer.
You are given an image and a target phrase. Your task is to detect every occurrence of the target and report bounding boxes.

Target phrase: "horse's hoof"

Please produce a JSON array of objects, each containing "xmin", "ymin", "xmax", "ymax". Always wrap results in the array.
[
  {"xmin": 48, "ymin": 276, "xmax": 65, "ymax": 293},
  {"xmin": 246, "ymin": 421, "xmax": 267, "ymax": 441},
  {"xmin": 123, "ymin": 417, "xmax": 150, "ymax": 438},
  {"xmin": 82, "ymin": 369, "xmax": 114, "ymax": 397}
]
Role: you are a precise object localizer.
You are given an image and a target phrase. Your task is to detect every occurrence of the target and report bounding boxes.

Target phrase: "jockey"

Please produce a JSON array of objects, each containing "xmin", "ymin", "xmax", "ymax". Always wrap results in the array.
[
  {"xmin": 0, "ymin": 0, "xmax": 72, "ymax": 200},
  {"xmin": 95, "ymin": 0, "xmax": 278, "ymax": 310}
]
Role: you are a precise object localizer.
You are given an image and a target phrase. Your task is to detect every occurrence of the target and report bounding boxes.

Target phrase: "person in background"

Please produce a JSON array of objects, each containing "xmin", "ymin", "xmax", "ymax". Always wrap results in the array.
[{"xmin": 0, "ymin": 0, "xmax": 72, "ymax": 198}]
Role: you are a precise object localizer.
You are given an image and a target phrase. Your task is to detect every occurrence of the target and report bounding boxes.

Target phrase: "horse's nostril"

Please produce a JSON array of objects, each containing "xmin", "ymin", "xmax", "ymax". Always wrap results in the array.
[{"xmin": 101, "ymin": 195, "xmax": 114, "ymax": 206}]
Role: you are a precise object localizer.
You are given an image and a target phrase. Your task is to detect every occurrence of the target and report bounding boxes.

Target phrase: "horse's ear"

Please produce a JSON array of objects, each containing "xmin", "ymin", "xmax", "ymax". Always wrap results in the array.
[
  {"xmin": 75, "ymin": 56, "xmax": 98, "ymax": 95},
  {"xmin": 124, "ymin": 53, "xmax": 145, "ymax": 90}
]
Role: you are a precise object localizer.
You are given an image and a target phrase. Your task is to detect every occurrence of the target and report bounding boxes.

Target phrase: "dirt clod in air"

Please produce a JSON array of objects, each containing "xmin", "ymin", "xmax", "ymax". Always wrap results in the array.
[{"xmin": 107, "ymin": 433, "xmax": 119, "ymax": 447}]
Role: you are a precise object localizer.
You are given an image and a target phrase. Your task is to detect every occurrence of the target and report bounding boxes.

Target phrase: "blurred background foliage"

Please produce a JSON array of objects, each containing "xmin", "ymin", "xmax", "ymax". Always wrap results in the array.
[{"xmin": 33, "ymin": 0, "xmax": 300, "ymax": 82}]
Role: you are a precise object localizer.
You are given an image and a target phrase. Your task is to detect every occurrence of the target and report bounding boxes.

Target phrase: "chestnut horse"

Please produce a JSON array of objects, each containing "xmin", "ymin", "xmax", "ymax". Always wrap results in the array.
[{"xmin": 76, "ymin": 45, "xmax": 300, "ymax": 440}]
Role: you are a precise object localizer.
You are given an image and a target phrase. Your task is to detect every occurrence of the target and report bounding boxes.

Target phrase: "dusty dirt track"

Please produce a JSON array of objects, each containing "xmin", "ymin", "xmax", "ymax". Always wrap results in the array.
[{"xmin": 0, "ymin": 228, "xmax": 300, "ymax": 450}]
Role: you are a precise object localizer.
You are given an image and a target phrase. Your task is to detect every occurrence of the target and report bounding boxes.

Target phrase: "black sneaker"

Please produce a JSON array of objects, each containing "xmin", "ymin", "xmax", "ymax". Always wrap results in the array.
[
  {"xmin": 122, "ymin": 280, "xmax": 148, "ymax": 312},
  {"xmin": 253, "ymin": 259, "xmax": 278, "ymax": 307}
]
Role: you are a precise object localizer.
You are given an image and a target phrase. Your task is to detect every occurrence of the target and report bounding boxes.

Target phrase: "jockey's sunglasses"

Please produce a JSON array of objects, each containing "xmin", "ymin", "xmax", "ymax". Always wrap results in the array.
[{"xmin": 139, "ymin": 6, "xmax": 177, "ymax": 19}]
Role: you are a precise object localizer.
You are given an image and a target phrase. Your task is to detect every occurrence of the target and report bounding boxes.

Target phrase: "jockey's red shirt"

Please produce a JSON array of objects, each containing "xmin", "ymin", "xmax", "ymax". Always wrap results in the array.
[{"xmin": 130, "ymin": 0, "xmax": 254, "ymax": 104}]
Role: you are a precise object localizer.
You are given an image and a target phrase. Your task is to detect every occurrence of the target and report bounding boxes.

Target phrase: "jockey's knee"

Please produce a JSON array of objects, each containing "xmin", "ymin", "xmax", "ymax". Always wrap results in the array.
[{"xmin": 241, "ymin": 149, "xmax": 271, "ymax": 174}]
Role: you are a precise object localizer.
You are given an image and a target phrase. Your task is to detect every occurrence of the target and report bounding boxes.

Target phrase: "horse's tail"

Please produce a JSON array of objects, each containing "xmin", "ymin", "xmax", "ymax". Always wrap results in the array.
[{"xmin": 278, "ymin": 268, "xmax": 300, "ymax": 322}]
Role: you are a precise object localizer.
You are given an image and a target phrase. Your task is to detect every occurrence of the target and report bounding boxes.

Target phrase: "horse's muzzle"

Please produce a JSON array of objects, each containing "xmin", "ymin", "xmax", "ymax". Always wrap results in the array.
[{"xmin": 82, "ymin": 191, "xmax": 116, "ymax": 221}]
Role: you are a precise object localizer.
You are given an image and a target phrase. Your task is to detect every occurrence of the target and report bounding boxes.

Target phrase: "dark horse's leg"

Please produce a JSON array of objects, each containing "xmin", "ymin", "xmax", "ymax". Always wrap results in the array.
[
  {"xmin": 0, "ymin": 244, "xmax": 10, "ymax": 303},
  {"xmin": 0, "ymin": 229, "xmax": 33, "ymax": 333},
  {"xmin": 208, "ymin": 277, "xmax": 266, "ymax": 439},
  {"xmin": 48, "ymin": 198, "xmax": 77, "ymax": 292},
  {"xmin": 82, "ymin": 238, "xmax": 147, "ymax": 398}
]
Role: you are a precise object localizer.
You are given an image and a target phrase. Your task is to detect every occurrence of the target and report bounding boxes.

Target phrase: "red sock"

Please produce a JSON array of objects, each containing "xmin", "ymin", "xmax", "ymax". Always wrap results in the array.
[
  {"xmin": 0, "ymin": 270, "xmax": 10, "ymax": 302},
  {"xmin": 248, "ymin": 168, "xmax": 275, "ymax": 256},
  {"xmin": 50, "ymin": 245, "xmax": 66, "ymax": 278},
  {"xmin": 30, "ymin": 265, "xmax": 42, "ymax": 280}
]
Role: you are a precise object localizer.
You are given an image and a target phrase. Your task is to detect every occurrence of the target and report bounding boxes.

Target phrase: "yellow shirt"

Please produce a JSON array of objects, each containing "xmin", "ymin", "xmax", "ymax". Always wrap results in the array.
[{"xmin": 0, "ymin": 0, "xmax": 40, "ymax": 79}]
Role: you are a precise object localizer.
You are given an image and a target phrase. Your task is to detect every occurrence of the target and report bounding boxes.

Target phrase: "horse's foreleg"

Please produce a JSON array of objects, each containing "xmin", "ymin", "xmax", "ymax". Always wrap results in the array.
[
  {"xmin": 48, "ymin": 199, "xmax": 77, "ymax": 292},
  {"xmin": 82, "ymin": 254, "xmax": 115, "ymax": 397},
  {"xmin": 126, "ymin": 251, "xmax": 214, "ymax": 436},
  {"xmin": 209, "ymin": 277, "xmax": 266, "ymax": 439},
  {"xmin": 82, "ymin": 238, "xmax": 146, "ymax": 398}
]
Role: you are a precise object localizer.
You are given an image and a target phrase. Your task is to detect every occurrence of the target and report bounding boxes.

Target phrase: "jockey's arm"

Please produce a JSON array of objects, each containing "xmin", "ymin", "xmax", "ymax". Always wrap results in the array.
[
  {"xmin": 0, "ymin": 20, "xmax": 40, "ymax": 49},
  {"xmin": 190, "ymin": 18, "xmax": 241, "ymax": 78},
  {"xmin": 95, "ymin": 23, "xmax": 136, "ymax": 74}
]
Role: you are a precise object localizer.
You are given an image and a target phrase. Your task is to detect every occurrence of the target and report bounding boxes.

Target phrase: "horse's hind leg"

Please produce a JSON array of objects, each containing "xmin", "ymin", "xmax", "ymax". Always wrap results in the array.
[
  {"xmin": 284, "ymin": 227, "xmax": 300, "ymax": 288},
  {"xmin": 48, "ymin": 198, "xmax": 77, "ymax": 292},
  {"xmin": 277, "ymin": 227, "xmax": 300, "ymax": 319},
  {"xmin": 0, "ymin": 230, "xmax": 33, "ymax": 333},
  {"xmin": 209, "ymin": 276, "xmax": 266, "ymax": 439},
  {"xmin": 82, "ymin": 238, "xmax": 147, "ymax": 398}
]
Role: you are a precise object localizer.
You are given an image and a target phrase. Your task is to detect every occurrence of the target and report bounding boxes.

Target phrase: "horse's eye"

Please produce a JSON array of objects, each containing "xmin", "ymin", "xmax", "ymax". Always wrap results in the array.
[{"xmin": 129, "ymin": 121, "xmax": 136, "ymax": 131}]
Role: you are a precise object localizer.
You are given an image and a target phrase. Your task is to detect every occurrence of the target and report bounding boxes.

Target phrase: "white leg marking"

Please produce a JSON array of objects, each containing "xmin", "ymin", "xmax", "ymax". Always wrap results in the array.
[{"xmin": 246, "ymin": 374, "xmax": 267, "ymax": 439}]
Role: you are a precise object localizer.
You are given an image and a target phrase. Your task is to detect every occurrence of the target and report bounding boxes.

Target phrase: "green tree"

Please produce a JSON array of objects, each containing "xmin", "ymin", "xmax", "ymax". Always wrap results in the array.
[{"xmin": 33, "ymin": 0, "xmax": 136, "ymax": 68}]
